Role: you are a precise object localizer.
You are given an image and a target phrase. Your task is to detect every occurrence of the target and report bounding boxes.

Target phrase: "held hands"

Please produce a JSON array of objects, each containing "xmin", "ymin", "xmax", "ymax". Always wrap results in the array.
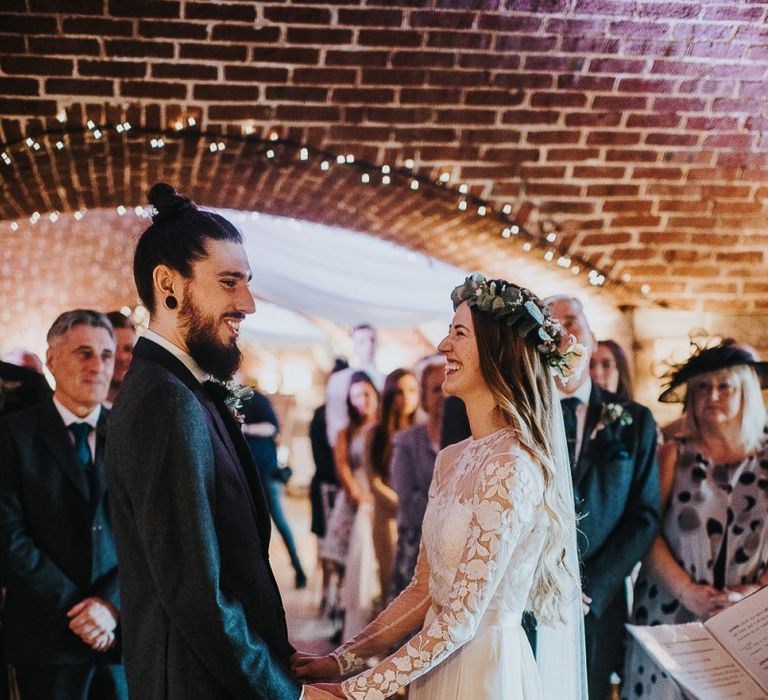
[
  {"xmin": 304, "ymin": 684, "xmax": 344, "ymax": 699},
  {"xmin": 67, "ymin": 597, "xmax": 118, "ymax": 652},
  {"xmin": 581, "ymin": 592, "xmax": 592, "ymax": 616},
  {"xmin": 292, "ymin": 652, "xmax": 341, "ymax": 681},
  {"xmin": 680, "ymin": 583, "xmax": 729, "ymax": 619}
]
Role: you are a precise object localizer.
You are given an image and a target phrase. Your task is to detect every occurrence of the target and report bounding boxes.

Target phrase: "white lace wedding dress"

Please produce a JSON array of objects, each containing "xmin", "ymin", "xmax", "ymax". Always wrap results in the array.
[{"xmin": 332, "ymin": 427, "xmax": 553, "ymax": 699}]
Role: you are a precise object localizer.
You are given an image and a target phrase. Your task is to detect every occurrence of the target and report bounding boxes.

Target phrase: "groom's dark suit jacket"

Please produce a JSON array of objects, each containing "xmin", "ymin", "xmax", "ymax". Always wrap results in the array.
[
  {"xmin": 107, "ymin": 338, "xmax": 301, "ymax": 700},
  {"xmin": 0, "ymin": 400, "xmax": 120, "ymax": 665},
  {"xmin": 574, "ymin": 383, "xmax": 659, "ymax": 699}
]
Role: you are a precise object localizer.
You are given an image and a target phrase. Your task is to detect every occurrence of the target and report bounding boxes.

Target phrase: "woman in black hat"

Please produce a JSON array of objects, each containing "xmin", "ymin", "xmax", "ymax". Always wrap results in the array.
[{"xmin": 623, "ymin": 340, "xmax": 768, "ymax": 699}]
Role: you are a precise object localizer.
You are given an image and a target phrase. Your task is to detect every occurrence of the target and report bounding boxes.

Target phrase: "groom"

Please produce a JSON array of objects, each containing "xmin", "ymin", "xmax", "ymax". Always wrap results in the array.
[{"xmin": 107, "ymin": 186, "xmax": 328, "ymax": 699}]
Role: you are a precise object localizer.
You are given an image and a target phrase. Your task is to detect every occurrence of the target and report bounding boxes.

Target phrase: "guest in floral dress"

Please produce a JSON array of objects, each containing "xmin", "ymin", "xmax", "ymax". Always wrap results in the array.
[{"xmin": 624, "ymin": 341, "xmax": 768, "ymax": 699}]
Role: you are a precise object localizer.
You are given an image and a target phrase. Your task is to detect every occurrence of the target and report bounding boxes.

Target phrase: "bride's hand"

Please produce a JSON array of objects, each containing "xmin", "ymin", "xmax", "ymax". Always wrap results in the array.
[
  {"xmin": 291, "ymin": 652, "xmax": 341, "ymax": 680},
  {"xmin": 304, "ymin": 683, "xmax": 344, "ymax": 699}
]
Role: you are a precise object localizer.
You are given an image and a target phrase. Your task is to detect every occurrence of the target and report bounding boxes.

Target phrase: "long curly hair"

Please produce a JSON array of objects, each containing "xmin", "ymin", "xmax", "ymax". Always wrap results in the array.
[
  {"xmin": 470, "ymin": 305, "xmax": 578, "ymax": 625},
  {"xmin": 370, "ymin": 368, "xmax": 419, "ymax": 482}
]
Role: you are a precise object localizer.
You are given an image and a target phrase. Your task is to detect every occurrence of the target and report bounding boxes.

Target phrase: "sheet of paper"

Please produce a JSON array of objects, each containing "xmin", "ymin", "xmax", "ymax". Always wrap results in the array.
[
  {"xmin": 706, "ymin": 586, "xmax": 768, "ymax": 691},
  {"xmin": 627, "ymin": 623, "xmax": 766, "ymax": 699}
]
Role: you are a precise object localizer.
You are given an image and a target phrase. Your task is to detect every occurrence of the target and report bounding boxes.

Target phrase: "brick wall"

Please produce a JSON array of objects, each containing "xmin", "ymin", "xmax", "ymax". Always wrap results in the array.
[{"xmin": 1, "ymin": 0, "xmax": 767, "ymax": 313}]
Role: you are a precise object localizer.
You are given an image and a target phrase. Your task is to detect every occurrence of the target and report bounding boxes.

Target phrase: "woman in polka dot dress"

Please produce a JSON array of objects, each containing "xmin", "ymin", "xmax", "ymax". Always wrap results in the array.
[{"xmin": 623, "ymin": 341, "xmax": 768, "ymax": 700}]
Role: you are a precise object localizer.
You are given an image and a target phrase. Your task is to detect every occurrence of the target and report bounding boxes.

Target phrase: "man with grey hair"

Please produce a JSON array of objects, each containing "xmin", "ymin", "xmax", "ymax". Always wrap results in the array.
[
  {"xmin": 545, "ymin": 295, "xmax": 660, "ymax": 700},
  {"xmin": 0, "ymin": 310, "xmax": 127, "ymax": 700}
]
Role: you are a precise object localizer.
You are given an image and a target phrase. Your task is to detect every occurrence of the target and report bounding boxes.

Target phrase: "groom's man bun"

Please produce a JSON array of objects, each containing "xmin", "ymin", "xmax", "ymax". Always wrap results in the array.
[{"xmin": 133, "ymin": 182, "xmax": 243, "ymax": 313}]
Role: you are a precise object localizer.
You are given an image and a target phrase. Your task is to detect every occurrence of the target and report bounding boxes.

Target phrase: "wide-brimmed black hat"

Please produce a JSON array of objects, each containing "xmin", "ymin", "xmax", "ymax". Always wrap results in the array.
[{"xmin": 658, "ymin": 340, "xmax": 768, "ymax": 403}]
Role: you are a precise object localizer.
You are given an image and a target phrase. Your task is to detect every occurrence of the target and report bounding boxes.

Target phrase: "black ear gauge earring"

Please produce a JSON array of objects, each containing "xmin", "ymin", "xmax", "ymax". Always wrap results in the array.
[{"xmin": 165, "ymin": 295, "xmax": 178, "ymax": 310}]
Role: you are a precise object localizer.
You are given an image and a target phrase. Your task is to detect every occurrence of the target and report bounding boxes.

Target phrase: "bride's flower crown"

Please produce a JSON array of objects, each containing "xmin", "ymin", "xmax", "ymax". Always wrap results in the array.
[{"xmin": 451, "ymin": 273, "xmax": 587, "ymax": 381}]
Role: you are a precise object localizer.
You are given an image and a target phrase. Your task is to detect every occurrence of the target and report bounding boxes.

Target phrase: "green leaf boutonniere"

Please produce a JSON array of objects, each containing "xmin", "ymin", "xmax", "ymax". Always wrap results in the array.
[
  {"xmin": 590, "ymin": 402, "xmax": 633, "ymax": 439},
  {"xmin": 222, "ymin": 382, "xmax": 254, "ymax": 424}
]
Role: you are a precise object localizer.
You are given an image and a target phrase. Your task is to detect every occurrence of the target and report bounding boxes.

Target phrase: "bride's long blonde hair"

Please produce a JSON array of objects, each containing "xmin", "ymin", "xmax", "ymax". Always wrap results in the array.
[{"xmin": 470, "ymin": 305, "xmax": 579, "ymax": 625}]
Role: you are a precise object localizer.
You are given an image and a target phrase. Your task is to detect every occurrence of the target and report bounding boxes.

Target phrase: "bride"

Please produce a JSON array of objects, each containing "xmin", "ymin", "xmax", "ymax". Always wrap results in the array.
[{"xmin": 295, "ymin": 274, "xmax": 588, "ymax": 699}]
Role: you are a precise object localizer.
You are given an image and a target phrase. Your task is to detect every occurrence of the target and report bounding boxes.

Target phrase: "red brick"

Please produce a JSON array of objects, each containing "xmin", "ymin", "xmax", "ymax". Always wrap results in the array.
[
  {"xmin": 524, "ymin": 56, "xmax": 585, "ymax": 72},
  {"xmin": 393, "ymin": 127, "xmax": 457, "ymax": 142},
  {"xmin": 602, "ymin": 200, "xmax": 654, "ymax": 213},
  {"xmin": 139, "ymin": 20, "xmax": 207, "ymax": 40},
  {"xmin": 208, "ymin": 105, "xmax": 271, "ymax": 121},
  {"xmin": 715, "ymin": 251, "xmax": 764, "ymax": 263},
  {"xmin": 502, "ymin": 110, "xmax": 559, "ymax": 125},
  {"xmin": 626, "ymin": 113, "xmax": 681, "ymax": 128},
  {"xmin": 495, "ymin": 35, "xmax": 558, "ymax": 52},
  {"xmin": 618, "ymin": 78, "xmax": 676, "ymax": 93},
  {"xmin": 668, "ymin": 216, "xmax": 717, "ymax": 228},
  {"xmin": 519, "ymin": 165, "xmax": 567, "ymax": 179},
  {"xmin": 122, "ymin": 80, "xmax": 187, "ymax": 99},
  {"xmin": 1, "ymin": 56, "xmax": 74, "ymax": 76},
  {"xmin": 155, "ymin": 63, "xmax": 220, "ymax": 81},
  {"xmin": 712, "ymin": 200, "xmax": 762, "ymax": 214},
  {"xmin": 287, "ymin": 28, "xmax": 353, "ymax": 45},
  {"xmin": 266, "ymin": 86, "xmax": 328, "ymax": 102},
  {"xmin": 478, "ymin": 14, "xmax": 542, "ymax": 31},
  {"xmin": 573, "ymin": 166, "xmax": 627, "ymax": 178},
  {"xmin": 29, "ymin": 37, "xmax": 100, "ymax": 55},
  {"xmin": 410, "ymin": 10, "xmax": 474, "ymax": 28},
  {"xmin": 466, "ymin": 90, "xmax": 524, "ymax": 106},
  {"xmin": 547, "ymin": 148, "xmax": 601, "ymax": 161},
  {"xmin": 0, "ymin": 77, "xmax": 38, "ymax": 96},
  {"xmin": 30, "ymin": 0, "xmax": 102, "ymax": 12},
  {"xmin": 186, "ymin": 2, "xmax": 254, "ymax": 21},
  {"xmin": 0, "ymin": 34, "xmax": 24, "ymax": 53},
  {"xmin": 526, "ymin": 183, "xmax": 583, "ymax": 197},
  {"xmin": 484, "ymin": 147, "xmax": 540, "ymax": 162},
  {"xmin": 427, "ymin": 31, "xmax": 491, "ymax": 49},
  {"xmin": 624, "ymin": 40, "xmax": 686, "ymax": 57},
  {"xmin": 436, "ymin": 109, "xmax": 497, "ymax": 125},
  {"xmin": 700, "ymin": 185, "xmax": 751, "ymax": 198},
  {"xmin": 460, "ymin": 128, "xmax": 521, "ymax": 143},
  {"xmin": 401, "ymin": 88, "xmax": 459, "ymax": 104},
  {"xmin": 560, "ymin": 37, "xmax": 621, "ymax": 54},
  {"xmin": 180, "ymin": 43, "xmax": 247, "ymax": 61},
  {"xmin": 713, "ymin": 64, "xmax": 766, "ymax": 80},
  {"xmin": 429, "ymin": 70, "xmax": 490, "ymax": 87},
  {"xmin": 45, "ymin": 78, "xmax": 114, "ymax": 96},
  {"xmin": 581, "ymin": 233, "xmax": 633, "ymax": 245},
  {"xmin": 79, "ymin": 60, "xmax": 147, "ymax": 79},
  {"xmin": 592, "ymin": 96, "xmax": 647, "ymax": 110},
  {"xmin": 495, "ymin": 73, "xmax": 551, "ymax": 89},
  {"xmin": 363, "ymin": 68, "xmax": 425, "ymax": 86},
  {"xmin": 540, "ymin": 201, "xmax": 594, "ymax": 214},
  {"xmin": 589, "ymin": 58, "xmax": 647, "ymax": 73},
  {"xmin": 633, "ymin": 167, "xmax": 683, "ymax": 179},
  {"xmin": 640, "ymin": 2, "xmax": 702, "ymax": 18},
  {"xmin": 531, "ymin": 92, "xmax": 587, "ymax": 108},
  {"xmin": 392, "ymin": 51, "xmax": 455, "ymax": 68},
  {"xmin": 62, "ymin": 17, "xmax": 134, "ymax": 36},
  {"xmin": 459, "ymin": 53, "xmax": 521, "ymax": 69},
  {"xmin": 338, "ymin": 8, "xmax": 403, "ymax": 27},
  {"xmin": 109, "ymin": 0, "xmax": 180, "ymax": 18},
  {"xmin": 358, "ymin": 29, "xmax": 422, "ymax": 48},
  {"xmin": 651, "ymin": 60, "xmax": 707, "ymax": 76},
  {"xmin": 703, "ymin": 134, "xmax": 754, "ymax": 149},
  {"xmin": 276, "ymin": 105, "xmax": 340, "ymax": 121},
  {"xmin": 610, "ymin": 20, "xmax": 672, "ymax": 37},
  {"xmin": 211, "ymin": 25, "xmax": 280, "ymax": 42},
  {"xmin": 689, "ymin": 42, "xmax": 746, "ymax": 60},
  {"xmin": 0, "ymin": 12, "xmax": 57, "ymax": 34},
  {"xmin": 645, "ymin": 133, "xmax": 698, "ymax": 146},
  {"xmin": 526, "ymin": 130, "xmax": 580, "ymax": 145},
  {"xmin": 194, "ymin": 84, "xmax": 259, "ymax": 101},
  {"xmin": 107, "ymin": 39, "xmax": 175, "ymax": 58},
  {"xmin": 638, "ymin": 232, "xmax": 690, "ymax": 244},
  {"xmin": 254, "ymin": 47, "xmax": 319, "ymax": 65},
  {"xmin": 586, "ymin": 184, "xmax": 640, "ymax": 196},
  {"xmin": 587, "ymin": 131, "xmax": 641, "ymax": 146},
  {"xmin": 333, "ymin": 88, "xmax": 395, "ymax": 104},
  {"xmin": 702, "ymin": 5, "xmax": 765, "ymax": 21},
  {"xmin": 686, "ymin": 116, "xmax": 739, "ymax": 130},
  {"xmin": 712, "ymin": 97, "xmax": 765, "ymax": 113},
  {"xmin": 565, "ymin": 112, "xmax": 621, "ymax": 127},
  {"xmin": 575, "ymin": 0, "xmax": 637, "ymax": 15}
]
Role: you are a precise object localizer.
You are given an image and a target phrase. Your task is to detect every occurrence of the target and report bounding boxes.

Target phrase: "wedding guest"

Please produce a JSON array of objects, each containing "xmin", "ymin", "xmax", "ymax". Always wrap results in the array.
[
  {"xmin": 546, "ymin": 294, "xmax": 660, "ymax": 700},
  {"xmin": 4, "ymin": 348, "xmax": 45, "ymax": 375},
  {"xmin": 0, "ymin": 310, "xmax": 126, "ymax": 700},
  {"xmin": 325, "ymin": 325, "xmax": 385, "ymax": 447},
  {"xmin": 390, "ymin": 356, "xmax": 446, "ymax": 599},
  {"xmin": 310, "ymin": 359, "xmax": 348, "ymax": 613},
  {"xmin": 0, "ymin": 359, "xmax": 50, "ymax": 417},
  {"xmin": 591, "ymin": 339, "xmax": 634, "ymax": 400},
  {"xmin": 242, "ymin": 389, "xmax": 307, "ymax": 589},
  {"xmin": 623, "ymin": 341, "xmax": 768, "ymax": 700},
  {"xmin": 104, "ymin": 311, "xmax": 138, "ymax": 408},
  {"xmin": 318, "ymin": 371, "xmax": 379, "ymax": 632},
  {"xmin": 366, "ymin": 369, "xmax": 420, "ymax": 602}
]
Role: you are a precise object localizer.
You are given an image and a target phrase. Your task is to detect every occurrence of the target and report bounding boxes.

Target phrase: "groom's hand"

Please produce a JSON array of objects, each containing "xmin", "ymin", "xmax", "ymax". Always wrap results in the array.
[
  {"xmin": 67, "ymin": 597, "xmax": 118, "ymax": 651},
  {"xmin": 304, "ymin": 683, "xmax": 344, "ymax": 698},
  {"xmin": 292, "ymin": 652, "xmax": 341, "ymax": 681}
]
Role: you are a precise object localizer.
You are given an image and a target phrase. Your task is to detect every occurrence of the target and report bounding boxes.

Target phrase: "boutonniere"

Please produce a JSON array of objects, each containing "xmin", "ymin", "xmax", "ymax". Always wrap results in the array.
[
  {"xmin": 205, "ymin": 380, "xmax": 254, "ymax": 424},
  {"xmin": 0, "ymin": 378, "xmax": 22, "ymax": 411},
  {"xmin": 590, "ymin": 402, "xmax": 633, "ymax": 439}
]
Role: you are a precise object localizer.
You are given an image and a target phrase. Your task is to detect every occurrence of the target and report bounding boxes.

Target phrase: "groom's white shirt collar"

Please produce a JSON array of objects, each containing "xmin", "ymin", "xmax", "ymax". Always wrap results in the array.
[{"xmin": 143, "ymin": 329, "xmax": 208, "ymax": 384}]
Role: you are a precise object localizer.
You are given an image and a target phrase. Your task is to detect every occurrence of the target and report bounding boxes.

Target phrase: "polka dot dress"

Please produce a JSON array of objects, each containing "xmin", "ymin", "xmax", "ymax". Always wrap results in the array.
[{"xmin": 623, "ymin": 432, "xmax": 768, "ymax": 699}]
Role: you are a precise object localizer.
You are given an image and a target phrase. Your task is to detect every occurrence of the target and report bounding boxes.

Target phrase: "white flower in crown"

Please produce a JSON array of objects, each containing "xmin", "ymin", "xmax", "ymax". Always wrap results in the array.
[{"xmin": 590, "ymin": 402, "xmax": 633, "ymax": 439}]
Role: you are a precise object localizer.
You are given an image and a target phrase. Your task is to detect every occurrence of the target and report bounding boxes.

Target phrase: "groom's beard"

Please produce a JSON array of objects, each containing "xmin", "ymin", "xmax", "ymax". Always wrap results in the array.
[{"xmin": 180, "ymin": 296, "xmax": 243, "ymax": 382}]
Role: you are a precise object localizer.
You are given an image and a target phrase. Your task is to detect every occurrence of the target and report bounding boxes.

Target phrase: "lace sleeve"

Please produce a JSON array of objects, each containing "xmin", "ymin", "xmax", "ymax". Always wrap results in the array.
[{"xmin": 340, "ymin": 454, "xmax": 541, "ymax": 699}]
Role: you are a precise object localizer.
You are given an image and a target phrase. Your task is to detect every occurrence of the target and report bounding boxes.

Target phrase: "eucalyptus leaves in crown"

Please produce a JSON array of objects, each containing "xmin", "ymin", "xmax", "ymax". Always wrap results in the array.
[{"xmin": 451, "ymin": 273, "xmax": 586, "ymax": 381}]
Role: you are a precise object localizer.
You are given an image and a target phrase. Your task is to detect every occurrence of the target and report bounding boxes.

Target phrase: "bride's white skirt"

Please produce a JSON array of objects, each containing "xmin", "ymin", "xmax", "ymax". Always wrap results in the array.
[{"xmin": 409, "ymin": 608, "xmax": 542, "ymax": 700}]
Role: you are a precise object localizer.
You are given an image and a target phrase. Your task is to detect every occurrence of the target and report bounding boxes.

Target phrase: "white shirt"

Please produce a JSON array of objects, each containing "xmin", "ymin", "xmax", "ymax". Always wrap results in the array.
[
  {"xmin": 143, "ymin": 329, "xmax": 208, "ymax": 384},
  {"xmin": 558, "ymin": 377, "xmax": 592, "ymax": 464},
  {"xmin": 53, "ymin": 396, "xmax": 101, "ymax": 462}
]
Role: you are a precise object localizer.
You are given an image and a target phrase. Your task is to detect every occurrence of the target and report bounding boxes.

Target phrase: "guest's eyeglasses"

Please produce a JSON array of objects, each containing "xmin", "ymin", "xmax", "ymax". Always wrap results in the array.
[{"xmin": 690, "ymin": 380, "xmax": 739, "ymax": 399}]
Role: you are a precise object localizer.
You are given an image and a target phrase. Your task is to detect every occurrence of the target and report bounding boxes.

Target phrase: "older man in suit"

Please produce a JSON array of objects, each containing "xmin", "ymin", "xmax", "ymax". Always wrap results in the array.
[
  {"xmin": 107, "ymin": 183, "xmax": 331, "ymax": 699},
  {"xmin": 545, "ymin": 296, "xmax": 660, "ymax": 700},
  {"xmin": 0, "ymin": 310, "xmax": 126, "ymax": 700}
]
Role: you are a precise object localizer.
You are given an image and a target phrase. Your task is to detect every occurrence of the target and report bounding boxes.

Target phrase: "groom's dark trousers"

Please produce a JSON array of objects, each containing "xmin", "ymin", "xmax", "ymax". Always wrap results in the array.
[{"xmin": 107, "ymin": 338, "xmax": 301, "ymax": 699}]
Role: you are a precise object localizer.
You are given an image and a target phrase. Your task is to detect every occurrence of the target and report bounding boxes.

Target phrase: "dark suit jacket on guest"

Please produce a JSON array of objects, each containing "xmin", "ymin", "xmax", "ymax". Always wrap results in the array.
[
  {"xmin": 0, "ymin": 400, "xmax": 120, "ymax": 665},
  {"xmin": 574, "ymin": 383, "xmax": 660, "ymax": 699},
  {"xmin": 0, "ymin": 361, "xmax": 51, "ymax": 418},
  {"xmin": 107, "ymin": 338, "xmax": 301, "ymax": 700}
]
